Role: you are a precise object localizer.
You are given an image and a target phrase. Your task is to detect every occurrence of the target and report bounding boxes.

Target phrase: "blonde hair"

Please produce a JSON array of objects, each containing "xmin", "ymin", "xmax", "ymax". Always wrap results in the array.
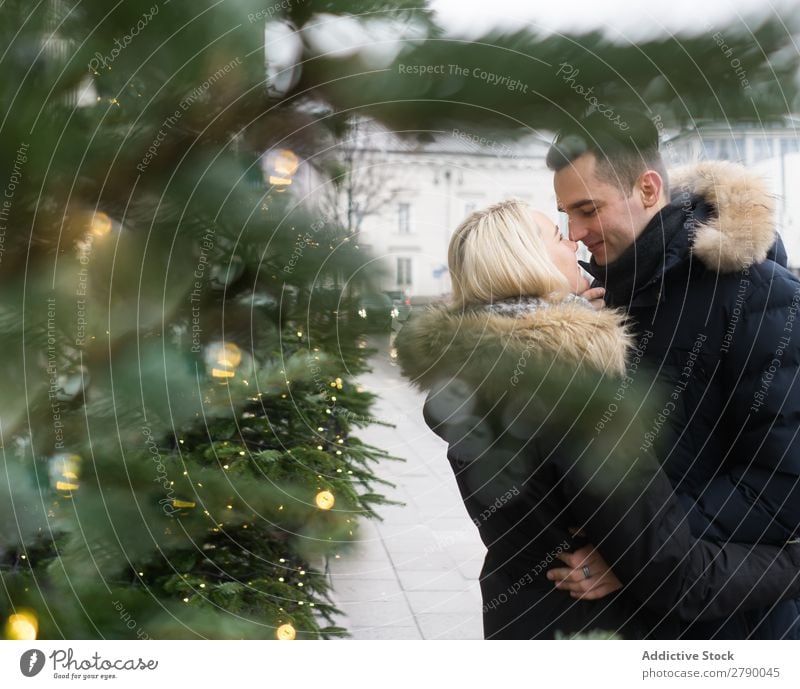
[{"xmin": 448, "ymin": 199, "xmax": 571, "ymax": 307}]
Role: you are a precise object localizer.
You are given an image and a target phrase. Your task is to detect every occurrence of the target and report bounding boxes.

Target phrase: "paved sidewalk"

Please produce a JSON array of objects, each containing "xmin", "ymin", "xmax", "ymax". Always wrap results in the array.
[{"xmin": 329, "ymin": 336, "xmax": 485, "ymax": 639}]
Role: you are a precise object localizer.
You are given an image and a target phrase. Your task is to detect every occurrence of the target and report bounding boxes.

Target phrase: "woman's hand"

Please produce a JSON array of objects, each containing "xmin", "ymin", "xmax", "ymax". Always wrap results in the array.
[
  {"xmin": 580, "ymin": 287, "xmax": 606, "ymax": 310},
  {"xmin": 546, "ymin": 543, "xmax": 622, "ymax": 600}
]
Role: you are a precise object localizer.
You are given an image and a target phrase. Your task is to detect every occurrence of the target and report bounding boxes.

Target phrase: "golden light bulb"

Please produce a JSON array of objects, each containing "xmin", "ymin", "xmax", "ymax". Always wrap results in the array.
[
  {"xmin": 5, "ymin": 611, "xmax": 38, "ymax": 640},
  {"xmin": 271, "ymin": 149, "xmax": 299, "ymax": 177},
  {"xmin": 50, "ymin": 453, "xmax": 81, "ymax": 493},
  {"xmin": 276, "ymin": 623, "xmax": 296, "ymax": 640},
  {"xmin": 216, "ymin": 342, "xmax": 242, "ymax": 368},
  {"xmin": 90, "ymin": 212, "xmax": 113, "ymax": 237},
  {"xmin": 208, "ymin": 341, "xmax": 242, "ymax": 379},
  {"xmin": 266, "ymin": 149, "xmax": 300, "ymax": 191},
  {"xmin": 315, "ymin": 490, "xmax": 335, "ymax": 510}
]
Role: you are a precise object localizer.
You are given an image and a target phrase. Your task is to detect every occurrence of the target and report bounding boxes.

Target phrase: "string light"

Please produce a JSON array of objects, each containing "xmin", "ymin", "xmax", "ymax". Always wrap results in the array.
[
  {"xmin": 276, "ymin": 623, "xmax": 296, "ymax": 640},
  {"xmin": 315, "ymin": 490, "xmax": 335, "ymax": 510},
  {"xmin": 5, "ymin": 611, "xmax": 38, "ymax": 640},
  {"xmin": 266, "ymin": 149, "xmax": 299, "ymax": 192},
  {"xmin": 90, "ymin": 212, "xmax": 113, "ymax": 237},
  {"xmin": 49, "ymin": 453, "xmax": 81, "ymax": 493},
  {"xmin": 207, "ymin": 342, "xmax": 242, "ymax": 380}
]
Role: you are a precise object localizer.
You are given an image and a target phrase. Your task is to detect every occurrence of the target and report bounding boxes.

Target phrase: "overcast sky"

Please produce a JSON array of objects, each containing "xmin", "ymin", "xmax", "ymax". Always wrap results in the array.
[{"xmin": 430, "ymin": 0, "xmax": 799, "ymax": 39}]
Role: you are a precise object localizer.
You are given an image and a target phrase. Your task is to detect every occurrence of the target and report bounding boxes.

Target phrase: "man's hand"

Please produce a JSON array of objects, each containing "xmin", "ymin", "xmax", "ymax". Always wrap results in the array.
[
  {"xmin": 546, "ymin": 543, "xmax": 622, "ymax": 600},
  {"xmin": 579, "ymin": 287, "xmax": 606, "ymax": 310}
]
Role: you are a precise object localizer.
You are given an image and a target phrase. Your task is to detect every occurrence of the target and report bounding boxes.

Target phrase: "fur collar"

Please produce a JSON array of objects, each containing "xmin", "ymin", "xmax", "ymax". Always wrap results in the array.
[
  {"xmin": 670, "ymin": 160, "xmax": 776, "ymax": 272},
  {"xmin": 394, "ymin": 296, "xmax": 632, "ymax": 394}
]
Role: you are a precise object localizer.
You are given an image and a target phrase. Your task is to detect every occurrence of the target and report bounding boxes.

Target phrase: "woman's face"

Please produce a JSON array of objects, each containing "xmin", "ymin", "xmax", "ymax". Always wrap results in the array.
[{"xmin": 533, "ymin": 211, "xmax": 590, "ymax": 294}]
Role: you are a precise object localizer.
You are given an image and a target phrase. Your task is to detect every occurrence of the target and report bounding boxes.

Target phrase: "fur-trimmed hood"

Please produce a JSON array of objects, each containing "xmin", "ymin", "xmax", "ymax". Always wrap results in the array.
[
  {"xmin": 394, "ymin": 295, "xmax": 632, "ymax": 394},
  {"xmin": 670, "ymin": 160, "xmax": 777, "ymax": 272}
]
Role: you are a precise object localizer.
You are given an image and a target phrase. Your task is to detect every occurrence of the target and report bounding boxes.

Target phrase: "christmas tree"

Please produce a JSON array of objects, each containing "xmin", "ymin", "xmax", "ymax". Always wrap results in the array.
[
  {"xmin": 2, "ymin": 0, "xmax": 797, "ymax": 640},
  {"xmin": 0, "ymin": 0, "xmax": 415, "ymax": 640}
]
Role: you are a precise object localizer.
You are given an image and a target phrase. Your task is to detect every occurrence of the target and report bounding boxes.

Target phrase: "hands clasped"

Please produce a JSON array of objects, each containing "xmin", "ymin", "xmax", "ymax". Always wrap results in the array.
[{"xmin": 546, "ymin": 542, "xmax": 622, "ymax": 600}]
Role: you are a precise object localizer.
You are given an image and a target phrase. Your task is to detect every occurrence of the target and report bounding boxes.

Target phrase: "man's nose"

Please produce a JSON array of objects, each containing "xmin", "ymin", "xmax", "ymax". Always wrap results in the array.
[{"xmin": 568, "ymin": 221, "xmax": 589, "ymax": 243}]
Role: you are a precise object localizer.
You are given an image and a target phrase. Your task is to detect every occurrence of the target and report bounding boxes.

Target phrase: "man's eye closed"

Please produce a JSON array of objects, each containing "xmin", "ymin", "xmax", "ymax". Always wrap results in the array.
[{"xmin": 581, "ymin": 208, "xmax": 598, "ymax": 218}]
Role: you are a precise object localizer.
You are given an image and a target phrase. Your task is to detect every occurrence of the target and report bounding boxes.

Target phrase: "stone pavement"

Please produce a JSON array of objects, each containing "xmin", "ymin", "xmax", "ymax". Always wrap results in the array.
[{"xmin": 329, "ymin": 335, "xmax": 485, "ymax": 639}]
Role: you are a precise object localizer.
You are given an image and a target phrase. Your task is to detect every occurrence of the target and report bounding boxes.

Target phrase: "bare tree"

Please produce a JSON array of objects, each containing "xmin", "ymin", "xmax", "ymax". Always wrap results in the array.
[{"xmin": 320, "ymin": 117, "xmax": 404, "ymax": 242}]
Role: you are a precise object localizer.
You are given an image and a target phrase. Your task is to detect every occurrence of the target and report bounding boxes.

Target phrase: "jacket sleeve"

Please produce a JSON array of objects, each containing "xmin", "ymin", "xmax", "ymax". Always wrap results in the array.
[
  {"xmin": 541, "ymin": 355, "xmax": 800, "ymax": 623},
  {"xmin": 690, "ymin": 273, "xmax": 800, "ymax": 545},
  {"xmin": 553, "ymin": 437, "xmax": 800, "ymax": 622}
]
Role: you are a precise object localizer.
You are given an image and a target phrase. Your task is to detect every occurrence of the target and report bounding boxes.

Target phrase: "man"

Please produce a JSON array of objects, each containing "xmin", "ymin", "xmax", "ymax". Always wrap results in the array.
[{"xmin": 545, "ymin": 110, "xmax": 800, "ymax": 639}]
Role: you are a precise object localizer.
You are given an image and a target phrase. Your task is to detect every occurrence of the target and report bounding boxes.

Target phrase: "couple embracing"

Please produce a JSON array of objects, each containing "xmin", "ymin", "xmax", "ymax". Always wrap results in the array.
[{"xmin": 395, "ymin": 111, "xmax": 800, "ymax": 639}]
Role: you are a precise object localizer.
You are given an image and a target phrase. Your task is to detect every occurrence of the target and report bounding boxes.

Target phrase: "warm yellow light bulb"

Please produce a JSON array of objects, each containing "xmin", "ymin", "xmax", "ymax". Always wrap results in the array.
[
  {"xmin": 5, "ymin": 611, "xmax": 38, "ymax": 640},
  {"xmin": 50, "ymin": 453, "xmax": 82, "ymax": 493},
  {"xmin": 315, "ymin": 490, "xmax": 335, "ymax": 510},
  {"xmin": 276, "ymin": 623, "xmax": 296, "ymax": 640},
  {"xmin": 208, "ymin": 341, "xmax": 242, "ymax": 380},
  {"xmin": 271, "ymin": 149, "xmax": 299, "ymax": 177},
  {"xmin": 216, "ymin": 342, "xmax": 242, "ymax": 367},
  {"xmin": 266, "ymin": 149, "xmax": 299, "ymax": 191},
  {"xmin": 90, "ymin": 212, "xmax": 113, "ymax": 237}
]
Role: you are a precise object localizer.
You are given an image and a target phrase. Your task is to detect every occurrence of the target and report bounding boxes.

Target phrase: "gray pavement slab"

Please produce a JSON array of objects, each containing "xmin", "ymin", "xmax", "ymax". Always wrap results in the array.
[{"xmin": 329, "ymin": 335, "xmax": 486, "ymax": 639}]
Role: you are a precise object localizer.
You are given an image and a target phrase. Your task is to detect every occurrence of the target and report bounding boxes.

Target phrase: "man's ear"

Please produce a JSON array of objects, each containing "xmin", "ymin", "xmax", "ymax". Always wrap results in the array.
[{"xmin": 637, "ymin": 170, "xmax": 664, "ymax": 208}]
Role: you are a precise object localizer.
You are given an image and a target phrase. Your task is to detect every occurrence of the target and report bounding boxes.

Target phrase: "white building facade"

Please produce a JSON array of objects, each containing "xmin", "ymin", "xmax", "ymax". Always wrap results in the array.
[
  {"xmin": 353, "ymin": 134, "xmax": 559, "ymax": 297},
  {"xmin": 666, "ymin": 120, "xmax": 800, "ymax": 267},
  {"xmin": 278, "ymin": 118, "xmax": 800, "ymax": 298}
]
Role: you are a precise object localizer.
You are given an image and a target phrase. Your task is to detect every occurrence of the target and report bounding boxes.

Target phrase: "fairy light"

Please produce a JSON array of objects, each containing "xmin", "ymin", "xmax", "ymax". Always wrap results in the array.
[
  {"xmin": 208, "ymin": 342, "xmax": 242, "ymax": 379},
  {"xmin": 276, "ymin": 623, "xmax": 296, "ymax": 640},
  {"xmin": 5, "ymin": 611, "xmax": 38, "ymax": 640},
  {"xmin": 267, "ymin": 149, "xmax": 300, "ymax": 191},
  {"xmin": 90, "ymin": 212, "xmax": 113, "ymax": 237},
  {"xmin": 50, "ymin": 453, "xmax": 81, "ymax": 493},
  {"xmin": 315, "ymin": 490, "xmax": 335, "ymax": 510}
]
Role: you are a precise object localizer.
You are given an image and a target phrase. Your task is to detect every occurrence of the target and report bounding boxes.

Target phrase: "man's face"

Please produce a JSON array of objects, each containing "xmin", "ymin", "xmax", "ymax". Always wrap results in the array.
[{"xmin": 554, "ymin": 153, "xmax": 649, "ymax": 265}]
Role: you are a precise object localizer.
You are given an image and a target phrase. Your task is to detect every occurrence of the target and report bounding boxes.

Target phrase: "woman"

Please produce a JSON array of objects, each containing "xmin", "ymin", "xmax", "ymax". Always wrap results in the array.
[{"xmin": 394, "ymin": 199, "xmax": 800, "ymax": 639}]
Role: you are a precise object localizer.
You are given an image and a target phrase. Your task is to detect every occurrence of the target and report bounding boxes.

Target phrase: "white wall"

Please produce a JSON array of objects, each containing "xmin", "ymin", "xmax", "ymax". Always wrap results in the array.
[{"xmin": 358, "ymin": 151, "xmax": 558, "ymax": 297}]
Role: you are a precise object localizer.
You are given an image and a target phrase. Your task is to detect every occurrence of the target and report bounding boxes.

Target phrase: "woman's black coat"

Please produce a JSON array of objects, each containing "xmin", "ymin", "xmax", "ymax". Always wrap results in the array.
[{"xmin": 395, "ymin": 293, "xmax": 800, "ymax": 639}]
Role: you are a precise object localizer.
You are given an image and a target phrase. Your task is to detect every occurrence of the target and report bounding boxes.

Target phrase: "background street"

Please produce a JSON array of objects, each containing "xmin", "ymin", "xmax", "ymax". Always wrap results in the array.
[{"xmin": 330, "ymin": 334, "xmax": 485, "ymax": 639}]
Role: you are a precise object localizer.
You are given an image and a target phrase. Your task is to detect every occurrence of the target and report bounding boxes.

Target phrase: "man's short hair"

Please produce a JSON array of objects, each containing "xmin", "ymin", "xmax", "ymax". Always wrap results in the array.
[{"xmin": 546, "ymin": 109, "xmax": 668, "ymax": 196}]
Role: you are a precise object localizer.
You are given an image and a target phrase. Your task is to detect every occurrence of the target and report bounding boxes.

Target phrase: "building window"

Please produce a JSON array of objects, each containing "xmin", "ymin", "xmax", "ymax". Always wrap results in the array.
[
  {"xmin": 397, "ymin": 257, "xmax": 412, "ymax": 286},
  {"xmin": 712, "ymin": 137, "xmax": 745, "ymax": 162},
  {"xmin": 753, "ymin": 137, "xmax": 774, "ymax": 162},
  {"xmin": 782, "ymin": 138, "xmax": 800, "ymax": 156},
  {"xmin": 398, "ymin": 203, "xmax": 410, "ymax": 234}
]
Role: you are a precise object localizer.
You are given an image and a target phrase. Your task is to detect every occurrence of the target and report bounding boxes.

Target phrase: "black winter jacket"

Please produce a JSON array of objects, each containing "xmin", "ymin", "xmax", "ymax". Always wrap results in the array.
[
  {"xmin": 395, "ymin": 293, "xmax": 800, "ymax": 639},
  {"xmin": 585, "ymin": 161, "xmax": 800, "ymax": 639}
]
